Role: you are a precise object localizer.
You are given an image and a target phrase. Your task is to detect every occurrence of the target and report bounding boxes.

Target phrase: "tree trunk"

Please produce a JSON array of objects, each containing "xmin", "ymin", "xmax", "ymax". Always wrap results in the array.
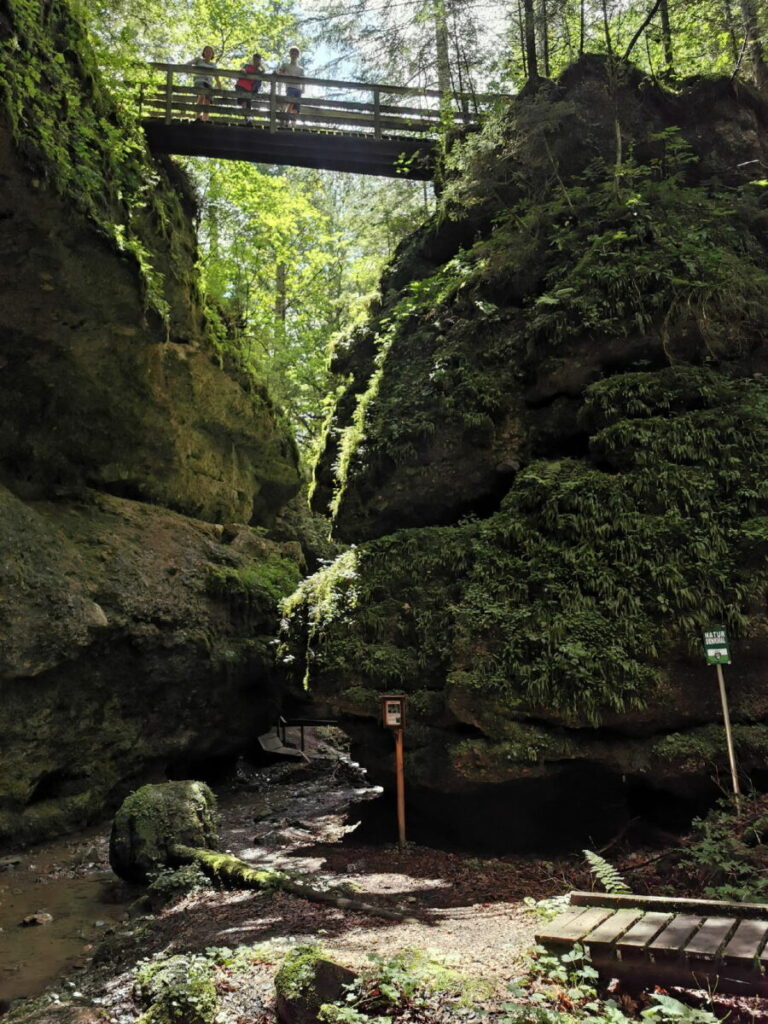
[
  {"xmin": 539, "ymin": 0, "xmax": 551, "ymax": 76},
  {"xmin": 171, "ymin": 845, "xmax": 414, "ymax": 921},
  {"xmin": 433, "ymin": 0, "xmax": 452, "ymax": 95},
  {"xmin": 659, "ymin": 0, "xmax": 674, "ymax": 72},
  {"xmin": 275, "ymin": 261, "xmax": 287, "ymax": 323},
  {"xmin": 523, "ymin": 0, "xmax": 539, "ymax": 80},
  {"xmin": 738, "ymin": 0, "xmax": 768, "ymax": 93},
  {"xmin": 723, "ymin": 0, "xmax": 740, "ymax": 62}
]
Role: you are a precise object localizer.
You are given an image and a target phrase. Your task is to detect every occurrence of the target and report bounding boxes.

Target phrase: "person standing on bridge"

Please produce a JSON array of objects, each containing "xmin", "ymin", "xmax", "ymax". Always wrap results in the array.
[
  {"xmin": 277, "ymin": 47, "xmax": 304, "ymax": 119},
  {"xmin": 235, "ymin": 53, "xmax": 264, "ymax": 124},
  {"xmin": 191, "ymin": 45, "xmax": 219, "ymax": 121}
]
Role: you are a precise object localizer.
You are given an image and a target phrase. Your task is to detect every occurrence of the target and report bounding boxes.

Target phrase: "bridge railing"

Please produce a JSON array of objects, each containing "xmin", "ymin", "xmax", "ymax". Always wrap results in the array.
[{"xmin": 141, "ymin": 63, "xmax": 490, "ymax": 138}]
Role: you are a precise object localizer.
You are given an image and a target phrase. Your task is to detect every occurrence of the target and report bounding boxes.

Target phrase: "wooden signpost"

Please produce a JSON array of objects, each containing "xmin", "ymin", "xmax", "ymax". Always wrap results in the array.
[
  {"xmin": 703, "ymin": 626, "xmax": 741, "ymax": 798},
  {"xmin": 381, "ymin": 694, "xmax": 407, "ymax": 848}
]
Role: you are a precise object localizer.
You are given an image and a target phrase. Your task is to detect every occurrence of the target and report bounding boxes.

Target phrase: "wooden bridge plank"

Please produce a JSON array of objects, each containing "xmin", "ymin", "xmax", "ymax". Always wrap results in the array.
[
  {"xmin": 685, "ymin": 918, "xmax": 737, "ymax": 959},
  {"xmin": 145, "ymin": 99, "xmax": 437, "ymax": 135},
  {"xmin": 536, "ymin": 908, "xmax": 613, "ymax": 946},
  {"xmin": 617, "ymin": 912, "xmax": 673, "ymax": 954},
  {"xmin": 722, "ymin": 919, "xmax": 768, "ymax": 964},
  {"xmin": 648, "ymin": 915, "xmax": 703, "ymax": 956},
  {"xmin": 583, "ymin": 909, "xmax": 643, "ymax": 950},
  {"xmin": 570, "ymin": 891, "xmax": 768, "ymax": 920}
]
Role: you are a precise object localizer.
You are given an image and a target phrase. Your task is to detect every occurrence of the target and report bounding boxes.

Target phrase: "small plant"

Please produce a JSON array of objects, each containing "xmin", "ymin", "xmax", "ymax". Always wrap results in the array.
[
  {"xmin": 678, "ymin": 794, "xmax": 768, "ymax": 902},
  {"xmin": 319, "ymin": 949, "xmax": 473, "ymax": 1022},
  {"xmin": 583, "ymin": 850, "xmax": 631, "ymax": 894},
  {"xmin": 146, "ymin": 864, "xmax": 212, "ymax": 903},
  {"xmin": 134, "ymin": 953, "xmax": 218, "ymax": 1024},
  {"xmin": 499, "ymin": 946, "xmax": 719, "ymax": 1024},
  {"xmin": 523, "ymin": 893, "xmax": 571, "ymax": 921}
]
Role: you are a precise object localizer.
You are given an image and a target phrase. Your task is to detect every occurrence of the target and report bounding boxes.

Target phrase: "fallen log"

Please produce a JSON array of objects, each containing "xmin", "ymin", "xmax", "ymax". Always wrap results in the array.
[{"xmin": 171, "ymin": 844, "xmax": 417, "ymax": 922}]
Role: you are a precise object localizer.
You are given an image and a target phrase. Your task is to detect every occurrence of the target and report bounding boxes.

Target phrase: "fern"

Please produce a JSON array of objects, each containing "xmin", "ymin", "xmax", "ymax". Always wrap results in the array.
[{"xmin": 583, "ymin": 849, "xmax": 631, "ymax": 894}]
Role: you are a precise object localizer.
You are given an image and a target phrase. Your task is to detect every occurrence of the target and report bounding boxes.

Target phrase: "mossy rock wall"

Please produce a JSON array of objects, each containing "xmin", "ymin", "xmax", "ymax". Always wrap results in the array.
[
  {"xmin": 0, "ymin": 0, "xmax": 308, "ymax": 845},
  {"xmin": 0, "ymin": 484, "xmax": 303, "ymax": 848},
  {"xmin": 288, "ymin": 59, "xmax": 768, "ymax": 849},
  {"xmin": 313, "ymin": 59, "xmax": 768, "ymax": 541},
  {"xmin": 0, "ymin": 0, "xmax": 301, "ymax": 525}
]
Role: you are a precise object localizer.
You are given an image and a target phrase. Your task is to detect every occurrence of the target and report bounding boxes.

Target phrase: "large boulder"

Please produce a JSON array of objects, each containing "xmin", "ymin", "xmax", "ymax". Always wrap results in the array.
[{"xmin": 110, "ymin": 781, "xmax": 217, "ymax": 882}]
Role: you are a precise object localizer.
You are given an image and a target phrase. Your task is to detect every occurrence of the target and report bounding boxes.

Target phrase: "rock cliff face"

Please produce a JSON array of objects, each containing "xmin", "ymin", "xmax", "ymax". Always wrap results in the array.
[
  {"xmin": 0, "ymin": 0, "xmax": 303, "ymax": 845},
  {"xmin": 286, "ymin": 59, "xmax": 768, "ymax": 850}
]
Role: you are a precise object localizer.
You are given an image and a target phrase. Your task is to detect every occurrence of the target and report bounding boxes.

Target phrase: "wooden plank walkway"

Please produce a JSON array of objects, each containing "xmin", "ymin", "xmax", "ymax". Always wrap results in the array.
[
  {"xmin": 536, "ymin": 892, "xmax": 768, "ymax": 995},
  {"xmin": 139, "ymin": 63, "xmax": 492, "ymax": 178}
]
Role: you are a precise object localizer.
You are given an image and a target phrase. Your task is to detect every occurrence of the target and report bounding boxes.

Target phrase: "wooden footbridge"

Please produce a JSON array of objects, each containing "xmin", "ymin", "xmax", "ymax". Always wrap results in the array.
[
  {"xmin": 537, "ymin": 891, "xmax": 768, "ymax": 996},
  {"xmin": 141, "ymin": 63, "xmax": 491, "ymax": 179}
]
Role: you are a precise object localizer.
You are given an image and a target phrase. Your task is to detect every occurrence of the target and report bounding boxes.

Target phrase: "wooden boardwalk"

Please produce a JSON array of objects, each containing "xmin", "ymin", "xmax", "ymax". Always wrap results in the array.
[
  {"xmin": 140, "ymin": 63, "xmax": 491, "ymax": 178},
  {"xmin": 536, "ymin": 891, "xmax": 768, "ymax": 996}
]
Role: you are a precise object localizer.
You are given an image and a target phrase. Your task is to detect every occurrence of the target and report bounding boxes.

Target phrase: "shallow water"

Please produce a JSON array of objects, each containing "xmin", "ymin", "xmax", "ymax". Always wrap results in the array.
[{"xmin": 0, "ymin": 830, "xmax": 131, "ymax": 1002}]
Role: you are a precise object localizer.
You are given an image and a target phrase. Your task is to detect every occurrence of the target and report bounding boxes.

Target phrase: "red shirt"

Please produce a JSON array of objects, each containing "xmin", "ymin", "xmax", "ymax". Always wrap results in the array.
[{"xmin": 236, "ymin": 64, "xmax": 261, "ymax": 91}]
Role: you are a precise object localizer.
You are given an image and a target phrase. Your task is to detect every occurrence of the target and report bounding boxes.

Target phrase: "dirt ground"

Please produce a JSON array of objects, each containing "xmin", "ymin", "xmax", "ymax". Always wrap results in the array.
[{"xmin": 2, "ymin": 753, "xmax": 598, "ymax": 1022}]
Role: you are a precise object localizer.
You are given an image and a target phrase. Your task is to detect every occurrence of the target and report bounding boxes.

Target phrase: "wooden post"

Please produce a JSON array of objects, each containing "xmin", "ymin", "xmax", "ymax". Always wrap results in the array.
[
  {"xmin": 394, "ymin": 726, "xmax": 406, "ymax": 848},
  {"xmin": 373, "ymin": 87, "xmax": 382, "ymax": 140},
  {"xmin": 269, "ymin": 77, "xmax": 277, "ymax": 132},
  {"xmin": 165, "ymin": 68, "xmax": 173, "ymax": 124},
  {"xmin": 716, "ymin": 663, "xmax": 741, "ymax": 800},
  {"xmin": 381, "ymin": 695, "xmax": 407, "ymax": 849}
]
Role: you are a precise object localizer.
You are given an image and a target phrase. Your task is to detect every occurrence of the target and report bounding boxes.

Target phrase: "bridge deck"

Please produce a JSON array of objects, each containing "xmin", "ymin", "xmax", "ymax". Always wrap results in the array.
[
  {"xmin": 140, "ymin": 63, "xmax": 489, "ymax": 178},
  {"xmin": 144, "ymin": 119, "xmax": 436, "ymax": 178},
  {"xmin": 536, "ymin": 891, "xmax": 768, "ymax": 996}
]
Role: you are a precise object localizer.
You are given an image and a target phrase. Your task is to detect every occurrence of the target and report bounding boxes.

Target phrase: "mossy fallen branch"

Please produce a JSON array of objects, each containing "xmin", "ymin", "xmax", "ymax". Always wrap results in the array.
[{"xmin": 171, "ymin": 844, "xmax": 416, "ymax": 922}]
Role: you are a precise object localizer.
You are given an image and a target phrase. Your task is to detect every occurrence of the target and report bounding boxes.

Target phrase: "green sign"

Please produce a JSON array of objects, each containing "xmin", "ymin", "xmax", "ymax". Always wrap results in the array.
[{"xmin": 703, "ymin": 626, "xmax": 731, "ymax": 666}]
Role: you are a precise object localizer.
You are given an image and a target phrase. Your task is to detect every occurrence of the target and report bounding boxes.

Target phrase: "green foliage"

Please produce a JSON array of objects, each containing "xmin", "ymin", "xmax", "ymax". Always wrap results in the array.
[
  {"xmin": 652, "ymin": 724, "xmax": 768, "ymax": 775},
  {"xmin": 679, "ymin": 794, "xmax": 768, "ymax": 901},
  {"xmin": 326, "ymin": 123, "xmax": 768, "ymax": 521},
  {"xmin": 499, "ymin": 945, "xmax": 718, "ymax": 1024},
  {"xmin": 523, "ymin": 894, "xmax": 573, "ymax": 922},
  {"xmin": 207, "ymin": 555, "xmax": 301, "ymax": 612},
  {"xmin": 280, "ymin": 527, "xmax": 469, "ymax": 695},
  {"xmin": 190, "ymin": 160, "xmax": 431, "ymax": 454},
  {"xmin": 583, "ymin": 851, "xmax": 630, "ymax": 894},
  {"xmin": 289, "ymin": 367, "xmax": 768, "ymax": 723},
  {"xmin": 319, "ymin": 950, "xmax": 477, "ymax": 1023},
  {"xmin": 146, "ymin": 864, "xmax": 213, "ymax": 902},
  {"xmin": 275, "ymin": 943, "xmax": 328, "ymax": 1000},
  {"xmin": 520, "ymin": 133, "xmax": 768, "ymax": 356},
  {"xmin": 450, "ymin": 370, "xmax": 768, "ymax": 720},
  {"xmin": 135, "ymin": 954, "xmax": 218, "ymax": 1024},
  {"xmin": 0, "ymin": 0, "xmax": 179, "ymax": 323}
]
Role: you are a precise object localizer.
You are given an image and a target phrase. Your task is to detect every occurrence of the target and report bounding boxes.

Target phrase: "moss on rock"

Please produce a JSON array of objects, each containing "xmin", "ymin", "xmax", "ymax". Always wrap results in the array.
[
  {"xmin": 110, "ymin": 781, "xmax": 217, "ymax": 883},
  {"xmin": 314, "ymin": 59, "xmax": 768, "ymax": 542},
  {"xmin": 135, "ymin": 954, "xmax": 218, "ymax": 1024}
]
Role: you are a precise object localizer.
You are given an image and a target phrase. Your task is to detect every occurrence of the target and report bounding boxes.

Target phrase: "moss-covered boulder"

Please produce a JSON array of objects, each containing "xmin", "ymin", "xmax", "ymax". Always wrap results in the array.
[
  {"xmin": 110, "ymin": 781, "xmax": 217, "ymax": 883},
  {"xmin": 285, "ymin": 367, "xmax": 768, "ymax": 847},
  {"xmin": 275, "ymin": 946, "xmax": 355, "ymax": 1024}
]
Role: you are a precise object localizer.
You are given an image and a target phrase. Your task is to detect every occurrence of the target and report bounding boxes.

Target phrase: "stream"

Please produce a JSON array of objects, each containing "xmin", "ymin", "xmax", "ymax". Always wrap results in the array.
[{"xmin": 0, "ymin": 828, "xmax": 134, "ymax": 1004}]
